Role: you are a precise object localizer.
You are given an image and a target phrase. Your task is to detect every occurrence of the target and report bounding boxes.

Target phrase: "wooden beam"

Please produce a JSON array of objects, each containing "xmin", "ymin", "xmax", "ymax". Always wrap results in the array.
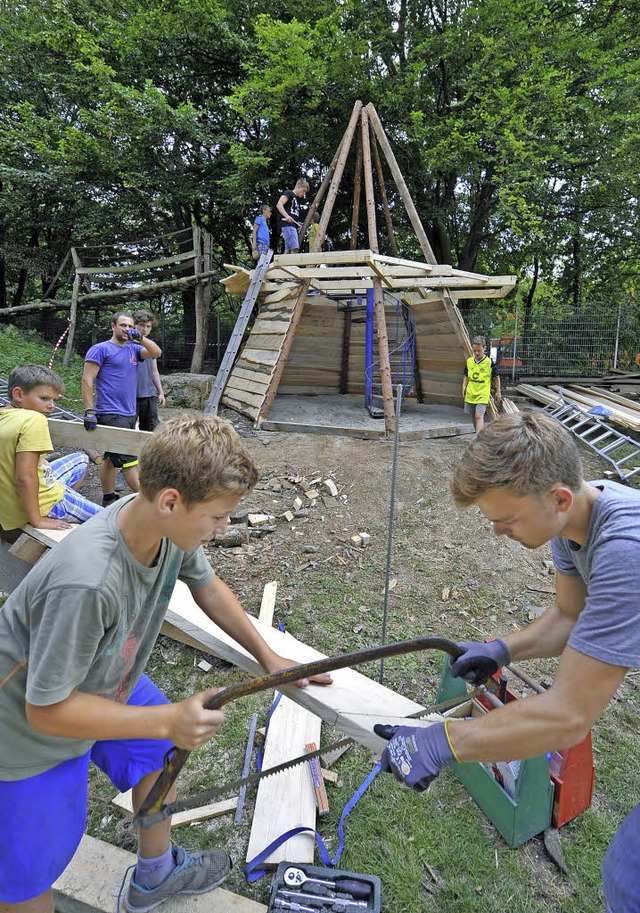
[
  {"xmin": 47, "ymin": 417, "xmax": 153, "ymax": 455},
  {"xmin": 361, "ymin": 105, "xmax": 395, "ymax": 435},
  {"xmin": 257, "ymin": 101, "xmax": 364, "ymax": 425},
  {"xmin": 53, "ymin": 834, "xmax": 266, "ymax": 913}
]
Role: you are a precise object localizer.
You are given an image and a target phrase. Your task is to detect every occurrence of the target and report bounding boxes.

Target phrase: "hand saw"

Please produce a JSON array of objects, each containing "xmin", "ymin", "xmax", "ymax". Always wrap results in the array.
[
  {"xmin": 132, "ymin": 685, "xmax": 489, "ymax": 828},
  {"xmin": 133, "ymin": 635, "xmax": 468, "ymax": 829}
]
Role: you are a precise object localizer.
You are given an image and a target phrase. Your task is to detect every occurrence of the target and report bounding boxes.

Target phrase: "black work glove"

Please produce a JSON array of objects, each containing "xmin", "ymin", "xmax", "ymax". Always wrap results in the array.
[
  {"xmin": 126, "ymin": 328, "xmax": 142, "ymax": 341},
  {"xmin": 449, "ymin": 639, "xmax": 511, "ymax": 686},
  {"xmin": 374, "ymin": 722, "xmax": 454, "ymax": 792},
  {"xmin": 83, "ymin": 410, "xmax": 97, "ymax": 431}
]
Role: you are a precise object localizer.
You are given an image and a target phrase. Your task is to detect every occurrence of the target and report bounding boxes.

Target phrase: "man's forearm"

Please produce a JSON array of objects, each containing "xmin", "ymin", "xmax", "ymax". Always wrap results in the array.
[
  {"xmin": 81, "ymin": 376, "xmax": 95, "ymax": 411},
  {"xmin": 503, "ymin": 602, "xmax": 575, "ymax": 661},
  {"xmin": 141, "ymin": 337, "xmax": 162, "ymax": 359}
]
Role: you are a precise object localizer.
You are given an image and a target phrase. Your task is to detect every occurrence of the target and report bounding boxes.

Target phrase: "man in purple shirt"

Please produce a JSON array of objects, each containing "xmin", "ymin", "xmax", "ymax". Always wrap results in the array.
[{"xmin": 82, "ymin": 312, "xmax": 161, "ymax": 505}]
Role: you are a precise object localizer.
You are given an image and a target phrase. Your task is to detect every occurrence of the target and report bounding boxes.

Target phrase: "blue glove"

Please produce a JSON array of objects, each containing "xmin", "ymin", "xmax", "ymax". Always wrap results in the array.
[
  {"xmin": 449, "ymin": 639, "xmax": 511, "ymax": 686},
  {"xmin": 126, "ymin": 328, "xmax": 142, "ymax": 341},
  {"xmin": 83, "ymin": 410, "xmax": 97, "ymax": 431},
  {"xmin": 374, "ymin": 722, "xmax": 454, "ymax": 792}
]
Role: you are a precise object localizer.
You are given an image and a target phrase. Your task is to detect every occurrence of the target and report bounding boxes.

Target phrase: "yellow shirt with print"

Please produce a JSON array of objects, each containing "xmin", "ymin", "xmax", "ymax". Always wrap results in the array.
[
  {"xmin": 464, "ymin": 355, "xmax": 494, "ymax": 404},
  {"xmin": 0, "ymin": 408, "xmax": 65, "ymax": 529}
]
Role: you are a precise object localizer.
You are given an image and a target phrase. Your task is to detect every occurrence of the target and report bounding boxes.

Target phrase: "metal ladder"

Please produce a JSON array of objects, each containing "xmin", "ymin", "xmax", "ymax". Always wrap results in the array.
[
  {"xmin": 543, "ymin": 387, "xmax": 640, "ymax": 482},
  {"xmin": 204, "ymin": 249, "xmax": 273, "ymax": 415}
]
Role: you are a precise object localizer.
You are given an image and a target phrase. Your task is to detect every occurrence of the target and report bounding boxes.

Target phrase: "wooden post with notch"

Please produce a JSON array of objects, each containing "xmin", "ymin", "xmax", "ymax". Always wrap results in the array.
[
  {"xmin": 257, "ymin": 100, "xmax": 364, "ymax": 424},
  {"xmin": 361, "ymin": 106, "xmax": 395, "ymax": 435}
]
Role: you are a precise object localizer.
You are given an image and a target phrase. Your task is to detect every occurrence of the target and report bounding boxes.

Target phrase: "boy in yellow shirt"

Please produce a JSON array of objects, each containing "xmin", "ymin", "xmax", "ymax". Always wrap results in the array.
[
  {"xmin": 462, "ymin": 336, "xmax": 501, "ymax": 433},
  {"xmin": 0, "ymin": 364, "xmax": 101, "ymax": 531}
]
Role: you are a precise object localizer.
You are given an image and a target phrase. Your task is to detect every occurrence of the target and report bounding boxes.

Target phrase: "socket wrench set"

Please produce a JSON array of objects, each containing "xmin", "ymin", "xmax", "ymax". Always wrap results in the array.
[{"xmin": 267, "ymin": 862, "xmax": 381, "ymax": 913}]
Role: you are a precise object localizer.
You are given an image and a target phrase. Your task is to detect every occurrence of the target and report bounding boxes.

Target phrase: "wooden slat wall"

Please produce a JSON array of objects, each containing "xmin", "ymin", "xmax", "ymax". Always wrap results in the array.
[
  {"xmin": 412, "ymin": 297, "xmax": 466, "ymax": 406},
  {"xmin": 223, "ymin": 291, "xmax": 469, "ymax": 415}
]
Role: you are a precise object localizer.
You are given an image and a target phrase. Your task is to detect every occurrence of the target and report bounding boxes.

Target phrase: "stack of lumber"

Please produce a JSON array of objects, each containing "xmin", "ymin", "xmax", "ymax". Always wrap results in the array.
[{"xmin": 517, "ymin": 384, "xmax": 640, "ymax": 433}]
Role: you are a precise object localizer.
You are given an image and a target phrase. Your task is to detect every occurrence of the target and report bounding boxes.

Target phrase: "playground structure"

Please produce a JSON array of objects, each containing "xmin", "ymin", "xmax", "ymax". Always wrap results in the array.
[{"xmin": 215, "ymin": 102, "xmax": 515, "ymax": 435}]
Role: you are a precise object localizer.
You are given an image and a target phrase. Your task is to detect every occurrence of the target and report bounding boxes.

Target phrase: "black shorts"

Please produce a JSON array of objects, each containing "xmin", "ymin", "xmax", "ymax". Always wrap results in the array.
[
  {"xmin": 136, "ymin": 396, "xmax": 160, "ymax": 432},
  {"xmin": 96, "ymin": 413, "xmax": 138, "ymax": 468}
]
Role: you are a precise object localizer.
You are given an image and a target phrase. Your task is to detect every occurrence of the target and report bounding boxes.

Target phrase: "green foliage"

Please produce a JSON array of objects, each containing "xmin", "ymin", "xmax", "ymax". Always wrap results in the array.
[{"xmin": 0, "ymin": 324, "xmax": 85, "ymax": 405}]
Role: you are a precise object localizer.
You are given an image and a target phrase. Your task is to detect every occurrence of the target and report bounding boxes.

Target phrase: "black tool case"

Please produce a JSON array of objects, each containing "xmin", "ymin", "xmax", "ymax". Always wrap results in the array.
[{"xmin": 267, "ymin": 861, "xmax": 382, "ymax": 913}]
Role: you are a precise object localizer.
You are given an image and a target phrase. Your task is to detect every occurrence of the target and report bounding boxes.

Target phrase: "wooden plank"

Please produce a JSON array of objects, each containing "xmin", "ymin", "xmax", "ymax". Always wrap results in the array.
[
  {"xmin": 236, "ymin": 348, "xmax": 280, "ymax": 368},
  {"xmin": 162, "ymin": 581, "xmax": 426, "ymax": 753},
  {"xmin": 8, "ymin": 533, "xmax": 48, "ymax": 564},
  {"xmin": 226, "ymin": 376, "xmax": 271, "ymax": 397},
  {"xmin": 220, "ymin": 393, "xmax": 260, "ymax": 421},
  {"xmin": 48, "ymin": 418, "xmax": 153, "ymax": 456},
  {"xmin": 76, "ymin": 251, "xmax": 196, "ymax": 275},
  {"xmin": 53, "ymin": 834, "xmax": 266, "ymax": 913},
  {"xmin": 258, "ymin": 581, "xmax": 278, "ymax": 625},
  {"xmin": 113, "ymin": 789, "xmax": 237, "ymax": 827},
  {"xmin": 274, "ymin": 250, "xmax": 375, "ymax": 267},
  {"xmin": 246, "ymin": 695, "xmax": 319, "ymax": 867}
]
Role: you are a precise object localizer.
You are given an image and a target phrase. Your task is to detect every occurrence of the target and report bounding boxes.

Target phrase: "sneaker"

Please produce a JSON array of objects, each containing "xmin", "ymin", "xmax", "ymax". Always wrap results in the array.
[
  {"xmin": 102, "ymin": 492, "xmax": 120, "ymax": 506},
  {"xmin": 124, "ymin": 845, "xmax": 232, "ymax": 913}
]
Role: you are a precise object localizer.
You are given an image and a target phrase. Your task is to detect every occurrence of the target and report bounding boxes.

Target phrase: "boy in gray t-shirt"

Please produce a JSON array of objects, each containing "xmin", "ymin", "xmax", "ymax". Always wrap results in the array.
[
  {"xmin": 0, "ymin": 415, "xmax": 331, "ymax": 911},
  {"xmin": 373, "ymin": 413, "xmax": 640, "ymax": 913}
]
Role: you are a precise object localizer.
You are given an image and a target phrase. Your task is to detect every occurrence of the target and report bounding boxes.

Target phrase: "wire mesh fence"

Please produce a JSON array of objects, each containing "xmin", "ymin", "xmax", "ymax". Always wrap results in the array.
[{"xmin": 464, "ymin": 299, "xmax": 639, "ymax": 382}]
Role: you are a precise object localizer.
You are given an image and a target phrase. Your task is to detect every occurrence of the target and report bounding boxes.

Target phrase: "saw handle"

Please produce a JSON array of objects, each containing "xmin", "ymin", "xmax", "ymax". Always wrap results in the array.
[{"xmin": 133, "ymin": 635, "xmax": 463, "ymax": 829}]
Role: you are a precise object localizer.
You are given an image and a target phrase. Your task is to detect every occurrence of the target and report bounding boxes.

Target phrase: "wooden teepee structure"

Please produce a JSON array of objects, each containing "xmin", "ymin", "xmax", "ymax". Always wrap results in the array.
[{"xmin": 218, "ymin": 101, "xmax": 516, "ymax": 435}]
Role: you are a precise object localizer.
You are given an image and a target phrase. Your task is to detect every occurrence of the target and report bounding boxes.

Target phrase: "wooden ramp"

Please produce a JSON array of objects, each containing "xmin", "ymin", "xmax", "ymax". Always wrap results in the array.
[{"xmin": 221, "ymin": 290, "xmax": 300, "ymax": 422}]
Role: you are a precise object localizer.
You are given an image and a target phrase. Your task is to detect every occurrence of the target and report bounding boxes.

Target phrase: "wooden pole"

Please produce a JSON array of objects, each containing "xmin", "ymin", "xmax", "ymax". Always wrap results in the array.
[
  {"xmin": 350, "ymin": 133, "xmax": 363, "ymax": 250},
  {"xmin": 190, "ymin": 226, "xmax": 209, "ymax": 373},
  {"xmin": 361, "ymin": 106, "xmax": 395, "ymax": 435},
  {"xmin": 370, "ymin": 130, "xmax": 399, "ymax": 257},
  {"xmin": 257, "ymin": 100, "xmax": 364, "ymax": 424},
  {"xmin": 63, "ymin": 249, "xmax": 81, "ymax": 367},
  {"xmin": 365, "ymin": 103, "xmax": 476, "ymax": 380}
]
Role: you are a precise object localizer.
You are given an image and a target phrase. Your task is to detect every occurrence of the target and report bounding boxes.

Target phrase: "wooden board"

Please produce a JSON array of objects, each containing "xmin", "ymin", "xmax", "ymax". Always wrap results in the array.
[
  {"xmin": 48, "ymin": 418, "xmax": 153, "ymax": 455},
  {"xmin": 246, "ymin": 695, "xmax": 320, "ymax": 866},
  {"xmin": 53, "ymin": 834, "xmax": 266, "ymax": 913},
  {"xmin": 113, "ymin": 789, "xmax": 237, "ymax": 827},
  {"xmin": 162, "ymin": 581, "xmax": 426, "ymax": 753}
]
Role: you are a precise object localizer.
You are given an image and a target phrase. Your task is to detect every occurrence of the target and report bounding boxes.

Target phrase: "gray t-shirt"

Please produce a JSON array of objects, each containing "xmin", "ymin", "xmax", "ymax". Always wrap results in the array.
[
  {"xmin": 551, "ymin": 480, "xmax": 640, "ymax": 668},
  {"xmin": 0, "ymin": 496, "xmax": 213, "ymax": 780}
]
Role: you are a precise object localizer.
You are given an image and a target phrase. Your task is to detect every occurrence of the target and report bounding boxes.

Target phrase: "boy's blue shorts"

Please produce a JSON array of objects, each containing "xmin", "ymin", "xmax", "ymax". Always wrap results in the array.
[{"xmin": 0, "ymin": 674, "xmax": 173, "ymax": 903}]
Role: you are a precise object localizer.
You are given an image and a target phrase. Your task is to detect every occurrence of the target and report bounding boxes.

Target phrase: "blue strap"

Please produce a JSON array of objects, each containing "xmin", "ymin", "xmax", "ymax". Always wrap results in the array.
[{"xmin": 244, "ymin": 762, "xmax": 382, "ymax": 881}]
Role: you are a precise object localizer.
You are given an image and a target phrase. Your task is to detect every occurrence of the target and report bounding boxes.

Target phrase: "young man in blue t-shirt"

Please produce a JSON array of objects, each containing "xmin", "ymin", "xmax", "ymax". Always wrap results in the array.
[
  {"xmin": 82, "ymin": 312, "xmax": 161, "ymax": 505},
  {"xmin": 375, "ymin": 412, "xmax": 640, "ymax": 913}
]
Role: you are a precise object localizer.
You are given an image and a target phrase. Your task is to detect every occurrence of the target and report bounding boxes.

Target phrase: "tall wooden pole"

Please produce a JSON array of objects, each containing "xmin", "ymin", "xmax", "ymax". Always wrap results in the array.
[
  {"xmin": 366, "ymin": 103, "xmax": 474, "ymax": 365},
  {"xmin": 257, "ymin": 100, "xmax": 364, "ymax": 424},
  {"xmin": 370, "ymin": 130, "xmax": 399, "ymax": 257},
  {"xmin": 361, "ymin": 106, "xmax": 395, "ymax": 435}
]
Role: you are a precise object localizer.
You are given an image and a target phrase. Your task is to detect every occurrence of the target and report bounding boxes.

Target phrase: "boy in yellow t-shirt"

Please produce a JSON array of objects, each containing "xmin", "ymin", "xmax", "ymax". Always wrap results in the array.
[
  {"xmin": 0, "ymin": 364, "xmax": 101, "ymax": 531},
  {"xmin": 462, "ymin": 336, "xmax": 501, "ymax": 433}
]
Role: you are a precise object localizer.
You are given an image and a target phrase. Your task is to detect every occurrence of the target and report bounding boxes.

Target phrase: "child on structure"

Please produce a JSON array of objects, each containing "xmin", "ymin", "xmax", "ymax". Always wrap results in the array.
[
  {"xmin": 308, "ymin": 211, "xmax": 320, "ymax": 252},
  {"xmin": 276, "ymin": 179, "xmax": 309, "ymax": 254},
  {"xmin": 251, "ymin": 204, "xmax": 272, "ymax": 260},
  {"xmin": 462, "ymin": 335, "xmax": 501, "ymax": 433},
  {"xmin": 0, "ymin": 364, "xmax": 101, "ymax": 532},
  {"xmin": 0, "ymin": 414, "xmax": 332, "ymax": 912},
  {"xmin": 134, "ymin": 309, "xmax": 165, "ymax": 432}
]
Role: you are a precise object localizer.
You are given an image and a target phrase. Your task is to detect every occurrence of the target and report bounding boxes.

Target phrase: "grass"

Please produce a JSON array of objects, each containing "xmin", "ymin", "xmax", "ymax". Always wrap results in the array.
[{"xmin": 0, "ymin": 323, "xmax": 86, "ymax": 405}]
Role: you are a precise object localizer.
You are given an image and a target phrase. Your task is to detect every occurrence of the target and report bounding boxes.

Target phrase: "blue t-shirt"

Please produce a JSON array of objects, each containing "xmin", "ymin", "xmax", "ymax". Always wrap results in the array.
[
  {"xmin": 137, "ymin": 357, "xmax": 157, "ymax": 398},
  {"xmin": 254, "ymin": 215, "xmax": 270, "ymax": 246},
  {"xmin": 85, "ymin": 340, "xmax": 143, "ymax": 416},
  {"xmin": 551, "ymin": 480, "xmax": 640, "ymax": 668}
]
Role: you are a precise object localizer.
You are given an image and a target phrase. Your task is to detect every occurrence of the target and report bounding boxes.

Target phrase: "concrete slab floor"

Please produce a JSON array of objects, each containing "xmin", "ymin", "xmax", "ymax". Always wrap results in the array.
[{"xmin": 261, "ymin": 394, "xmax": 475, "ymax": 441}]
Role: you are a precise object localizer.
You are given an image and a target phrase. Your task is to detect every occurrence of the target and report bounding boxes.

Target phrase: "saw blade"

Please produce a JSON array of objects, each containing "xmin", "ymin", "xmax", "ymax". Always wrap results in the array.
[{"xmin": 132, "ymin": 686, "xmax": 482, "ymax": 828}]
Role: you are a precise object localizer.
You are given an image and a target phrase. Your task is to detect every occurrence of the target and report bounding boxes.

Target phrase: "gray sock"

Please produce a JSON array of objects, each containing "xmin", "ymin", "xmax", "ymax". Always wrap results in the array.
[{"xmin": 135, "ymin": 845, "xmax": 175, "ymax": 888}]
